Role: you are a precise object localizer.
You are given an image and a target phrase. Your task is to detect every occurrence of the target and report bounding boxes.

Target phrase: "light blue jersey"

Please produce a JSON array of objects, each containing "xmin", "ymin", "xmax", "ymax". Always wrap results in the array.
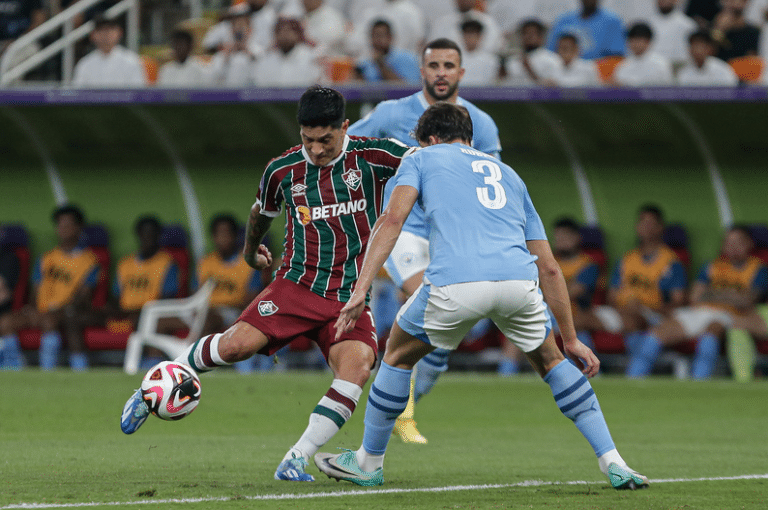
[
  {"xmin": 392, "ymin": 142, "xmax": 547, "ymax": 287},
  {"xmin": 348, "ymin": 91, "xmax": 501, "ymax": 239}
]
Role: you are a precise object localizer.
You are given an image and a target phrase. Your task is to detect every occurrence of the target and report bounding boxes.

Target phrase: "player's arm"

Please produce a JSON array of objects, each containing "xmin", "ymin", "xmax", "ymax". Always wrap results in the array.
[
  {"xmin": 528, "ymin": 239, "xmax": 599, "ymax": 377},
  {"xmin": 335, "ymin": 185, "xmax": 419, "ymax": 337},
  {"xmin": 243, "ymin": 202, "xmax": 274, "ymax": 271}
]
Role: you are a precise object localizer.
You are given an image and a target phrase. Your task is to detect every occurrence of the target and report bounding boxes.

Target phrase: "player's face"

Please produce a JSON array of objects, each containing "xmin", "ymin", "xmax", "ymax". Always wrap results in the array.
[
  {"xmin": 421, "ymin": 48, "xmax": 465, "ymax": 103},
  {"xmin": 300, "ymin": 120, "xmax": 349, "ymax": 167},
  {"xmin": 554, "ymin": 227, "xmax": 581, "ymax": 255},
  {"xmin": 137, "ymin": 224, "xmax": 160, "ymax": 254},
  {"xmin": 723, "ymin": 230, "xmax": 752, "ymax": 262},
  {"xmin": 635, "ymin": 212, "xmax": 663, "ymax": 242},
  {"xmin": 213, "ymin": 223, "xmax": 237, "ymax": 254},
  {"xmin": 56, "ymin": 214, "xmax": 81, "ymax": 247}
]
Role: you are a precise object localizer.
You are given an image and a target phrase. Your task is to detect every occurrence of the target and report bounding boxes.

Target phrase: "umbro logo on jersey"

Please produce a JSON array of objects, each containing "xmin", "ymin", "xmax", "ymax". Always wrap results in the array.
[
  {"xmin": 291, "ymin": 183, "xmax": 307, "ymax": 196},
  {"xmin": 258, "ymin": 300, "xmax": 279, "ymax": 316},
  {"xmin": 342, "ymin": 169, "xmax": 362, "ymax": 191}
]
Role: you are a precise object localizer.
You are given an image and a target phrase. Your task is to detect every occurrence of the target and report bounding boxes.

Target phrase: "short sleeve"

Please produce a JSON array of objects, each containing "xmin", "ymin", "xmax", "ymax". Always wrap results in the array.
[
  {"xmin": 522, "ymin": 188, "xmax": 547, "ymax": 241},
  {"xmin": 391, "ymin": 153, "xmax": 421, "ymax": 194},
  {"xmin": 348, "ymin": 103, "xmax": 389, "ymax": 138},
  {"xmin": 256, "ymin": 164, "xmax": 285, "ymax": 218}
]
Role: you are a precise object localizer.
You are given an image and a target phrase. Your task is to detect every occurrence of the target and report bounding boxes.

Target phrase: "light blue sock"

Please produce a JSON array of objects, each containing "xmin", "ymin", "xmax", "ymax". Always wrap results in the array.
[
  {"xmin": 39, "ymin": 331, "xmax": 61, "ymax": 371},
  {"xmin": 692, "ymin": 333, "xmax": 719, "ymax": 380},
  {"xmin": 577, "ymin": 330, "xmax": 594, "ymax": 350},
  {"xmin": 362, "ymin": 362, "xmax": 412, "ymax": 456},
  {"xmin": 626, "ymin": 333, "xmax": 662, "ymax": 378},
  {"xmin": 544, "ymin": 359, "xmax": 616, "ymax": 457},
  {"xmin": 1, "ymin": 334, "xmax": 24, "ymax": 370},
  {"xmin": 414, "ymin": 349, "xmax": 449, "ymax": 402},
  {"xmin": 69, "ymin": 352, "xmax": 89, "ymax": 371}
]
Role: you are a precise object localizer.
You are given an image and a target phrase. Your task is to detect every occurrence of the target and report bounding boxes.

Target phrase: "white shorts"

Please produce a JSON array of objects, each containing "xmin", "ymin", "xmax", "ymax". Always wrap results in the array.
[
  {"xmin": 396, "ymin": 279, "xmax": 552, "ymax": 353},
  {"xmin": 593, "ymin": 305, "xmax": 665, "ymax": 334},
  {"xmin": 673, "ymin": 306, "xmax": 733, "ymax": 337},
  {"xmin": 383, "ymin": 231, "xmax": 430, "ymax": 289}
]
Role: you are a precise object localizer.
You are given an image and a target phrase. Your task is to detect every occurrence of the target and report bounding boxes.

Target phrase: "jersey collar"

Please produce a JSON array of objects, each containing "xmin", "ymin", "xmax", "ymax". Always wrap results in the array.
[
  {"xmin": 417, "ymin": 90, "xmax": 467, "ymax": 110},
  {"xmin": 301, "ymin": 135, "xmax": 350, "ymax": 168}
]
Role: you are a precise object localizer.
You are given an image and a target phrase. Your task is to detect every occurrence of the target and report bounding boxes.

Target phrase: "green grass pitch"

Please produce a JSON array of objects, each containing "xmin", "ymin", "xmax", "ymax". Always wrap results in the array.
[{"xmin": 1, "ymin": 369, "xmax": 766, "ymax": 509}]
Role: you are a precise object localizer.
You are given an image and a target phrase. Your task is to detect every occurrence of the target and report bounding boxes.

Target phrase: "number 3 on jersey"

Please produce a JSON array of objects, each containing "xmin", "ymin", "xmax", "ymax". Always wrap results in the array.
[{"xmin": 472, "ymin": 160, "xmax": 507, "ymax": 209}]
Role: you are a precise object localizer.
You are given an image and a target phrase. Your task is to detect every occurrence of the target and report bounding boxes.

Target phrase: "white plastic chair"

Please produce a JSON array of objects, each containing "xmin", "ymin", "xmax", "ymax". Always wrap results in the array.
[{"xmin": 123, "ymin": 280, "xmax": 215, "ymax": 375}]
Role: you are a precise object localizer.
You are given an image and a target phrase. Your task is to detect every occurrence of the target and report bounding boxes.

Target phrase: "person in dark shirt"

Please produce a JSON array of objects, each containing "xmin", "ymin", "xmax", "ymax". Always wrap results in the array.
[{"xmin": 712, "ymin": 0, "xmax": 760, "ymax": 60}]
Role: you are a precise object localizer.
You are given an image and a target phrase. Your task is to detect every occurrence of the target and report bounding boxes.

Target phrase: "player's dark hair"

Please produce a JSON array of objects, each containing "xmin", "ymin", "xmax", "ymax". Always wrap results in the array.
[
  {"xmin": 627, "ymin": 22, "xmax": 653, "ymax": 40},
  {"xmin": 729, "ymin": 224, "xmax": 755, "ymax": 242},
  {"xmin": 689, "ymin": 29, "xmax": 714, "ymax": 45},
  {"xmin": 170, "ymin": 29, "xmax": 193, "ymax": 45},
  {"xmin": 461, "ymin": 20, "xmax": 484, "ymax": 34},
  {"xmin": 93, "ymin": 15, "xmax": 120, "ymax": 30},
  {"xmin": 414, "ymin": 102, "xmax": 473, "ymax": 145},
  {"xmin": 134, "ymin": 215, "xmax": 162, "ymax": 236},
  {"xmin": 554, "ymin": 217, "xmax": 581, "ymax": 233},
  {"xmin": 423, "ymin": 38, "xmax": 462, "ymax": 64},
  {"xmin": 52, "ymin": 204, "xmax": 85, "ymax": 226},
  {"xmin": 638, "ymin": 204, "xmax": 664, "ymax": 223},
  {"xmin": 520, "ymin": 18, "xmax": 546, "ymax": 35},
  {"xmin": 371, "ymin": 19, "xmax": 392, "ymax": 35},
  {"xmin": 296, "ymin": 86, "xmax": 345, "ymax": 129},
  {"xmin": 210, "ymin": 214, "xmax": 239, "ymax": 235}
]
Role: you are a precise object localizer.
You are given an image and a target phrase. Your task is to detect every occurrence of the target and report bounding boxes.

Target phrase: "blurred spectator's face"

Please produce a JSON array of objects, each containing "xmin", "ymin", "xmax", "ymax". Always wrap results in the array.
[
  {"xmin": 172, "ymin": 37, "xmax": 192, "ymax": 63},
  {"xmin": 521, "ymin": 25, "xmax": 544, "ymax": 51},
  {"xmin": 456, "ymin": 0, "xmax": 474, "ymax": 12},
  {"xmin": 276, "ymin": 22, "xmax": 300, "ymax": 53},
  {"xmin": 557, "ymin": 36, "xmax": 579, "ymax": 65},
  {"xmin": 56, "ymin": 214, "xmax": 81, "ymax": 247},
  {"xmin": 232, "ymin": 15, "xmax": 251, "ymax": 42},
  {"xmin": 303, "ymin": 0, "xmax": 322, "ymax": 12},
  {"xmin": 91, "ymin": 25, "xmax": 122, "ymax": 53},
  {"xmin": 421, "ymin": 48, "xmax": 465, "ymax": 101},
  {"xmin": 723, "ymin": 230, "xmax": 753, "ymax": 263},
  {"xmin": 554, "ymin": 227, "xmax": 581, "ymax": 256},
  {"xmin": 722, "ymin": 0, "xmax": 748, "ymax": 16},
  {"xmin": 300, "ymin": 120, "xmax": 350, "ymax": 167},
  {"xmin": 371, "ymin": 24, "xmax": 392, "ymax": 54},
  {"xmin": 137, "ymin": 224, "xmax": 160, "ymax": 255},
  {"xmin": 636, "ymin": 212, "xmax": 664, "ymax": 243},
  {"xmin": 213, "ymin": 223, "xmax": 237, "ymax": 255},
  {"xmin": 462, "ymin": 29, "xmax": 482, "ymax": 52},
  {"xmin": 690, "ymin": 38, "xmax": 713, "ymax": 66},
  {"xmin": 628, "ymin": 36, "xmax": 651, "ymax": 57},
  {"xmin": 657, "ymin": 0, "xmax": 676, "ymax": 14}
]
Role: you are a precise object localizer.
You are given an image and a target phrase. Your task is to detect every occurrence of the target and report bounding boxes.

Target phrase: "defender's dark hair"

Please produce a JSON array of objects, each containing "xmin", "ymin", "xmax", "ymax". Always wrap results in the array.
[
  {"xmin": 638, "ymin": 204, "xmax": 664, "ymax": 223},
  {"xmin": 210, "ymin": 214, "xmax": 239, "ymax": 235},
  {"xmin": 52, "ymin": 204, "xmax": 85, "ymax": 226},
  {"xmin": 422, "ymin": 38, "xmax": 462, "ymax": 64},
  {"xmin": 296, "ymin": 86, "xmax": 346, "ymax": 128},
  {"xmin": 554, "ymin": 217, "xmax": 581, "ymax": 233},
  {"xmin": 414, "ymin": 102, "xmax": 473, "ymax": 145},
  {"xmin": 626, "ymin": 22, "xmax": 653, "ymax": 40},
  {"xmin": 134, "ymin": 215, "xmax": 162, "ymax": 236}
]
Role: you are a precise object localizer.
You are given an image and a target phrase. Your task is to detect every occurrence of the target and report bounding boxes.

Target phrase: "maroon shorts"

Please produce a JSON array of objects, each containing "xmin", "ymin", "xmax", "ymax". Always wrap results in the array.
[{"xmin": 237, "ymin": 277, "xmax": 377, "ymax": 363}]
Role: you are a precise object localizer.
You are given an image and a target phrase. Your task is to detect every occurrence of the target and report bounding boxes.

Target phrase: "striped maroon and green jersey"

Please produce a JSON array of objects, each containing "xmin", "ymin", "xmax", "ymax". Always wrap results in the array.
[{"xmin": 256, "ymin": 135, "xmax": 414, "ymax": 302}]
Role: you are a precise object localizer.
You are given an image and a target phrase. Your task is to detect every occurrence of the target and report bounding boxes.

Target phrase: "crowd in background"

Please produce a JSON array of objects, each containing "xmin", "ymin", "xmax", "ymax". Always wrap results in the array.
[{"xmin": 3, "ymin": 0, "xmax": 768, "ymax": 87}]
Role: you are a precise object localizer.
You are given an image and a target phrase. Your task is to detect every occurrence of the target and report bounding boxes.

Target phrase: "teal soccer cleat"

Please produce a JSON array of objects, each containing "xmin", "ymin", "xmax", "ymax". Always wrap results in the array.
[
  {"xmin": 314, "ymin": 450, "xmax": 384, "ymax": 486},
  {"xmin": 274, "ymin": 454, "xmax": 315, "ymax": 482},
  {"xmin": 607, "ymin": 463, "xmax": 650, "ymax": 490},
  {"xmin": 120, "ymin": 389, "xmax": 150, "ymax": 435}
]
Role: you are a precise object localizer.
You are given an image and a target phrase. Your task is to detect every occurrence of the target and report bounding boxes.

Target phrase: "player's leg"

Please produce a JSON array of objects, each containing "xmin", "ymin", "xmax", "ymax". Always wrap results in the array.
[
  {"xmin": 39, "ymin": 310, "xmax": 64, "ymax": 370},
  {"xmin": 728, "ymin": 306, "xmax": 768, "ymax": 381}
]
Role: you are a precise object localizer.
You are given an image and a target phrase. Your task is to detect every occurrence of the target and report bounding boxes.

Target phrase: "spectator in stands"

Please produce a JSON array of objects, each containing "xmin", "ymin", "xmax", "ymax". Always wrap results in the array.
[
  {"xmin": 677, "ymin": 30, "xmax": 740, "ymax": 85},
  {"xmin": 648, "ymin": 0, "xmax": 698, "ymax": 66},
  {"xmin": 299, "ymin": 0, "xmax": 347, "ymax": 57},
  {"xmin": 0, "ymin": 243, "xmax": 20, "ymax": 369},
  {"xmin": 489, "ymin": 0, "xmax": 579, "ymax": 44},
  {"xmin": 547, "ymin": 0, "xmax": 625, "ymax": 59},
  {"xmin": 203, "ymin": 0, "xmax": 278, "ymax": 53},
  {"xmin": 745, "ymin": 0, "xmax": 768, "ymax": 59},
  {"xmin": 630, "ymin": 226, "xmax": 768, "ymax": 379},
  {"xmin": 72, "ymin": 16, "xmax": 146, "ymax": 88},
  {"xmin": 346, "ymin": 0, "xmax": 426, "ymax": 57},
  {"xmin": 574, "ymin": 205, "xmax": 687, "ymax": 377},
  {"xmin": 712, "ymin": 0, "xmax": 761, "ymax": 61},
  {"xmin": 355, "ymin": 19, "xmax": 421, "ymax": 83},
  {"xmin": 459, "ymin": 20, "xmax": 500, "ymax": 85},
  {"xmin": 252, "ymin": 17, "xmax": 321, "ymax": 86},
  {"xmin": 613, "ymin": 23, "xmax": 674, "ymax": 86},
  {"xmin": 157, "ymin": 30, "xmax": 211, "ymax": 88},
  {"xmin": 0, "ymin": 205, "xmax": 99, "ymax": 370},
  {"xmin": 555, "ymin": 32, "xmax": 601, "ymax": 86},
  {"xmin": 210, "ymin": 7, "xmax": 263, "ymax": 87},
  {"xmin": 504, "ymin": 19, "xmax": 562, "ymax": 86},
  {"xmin": 686, "ymin": 0, "xmax": 722, "ymax": 28},
  {"xmin": 0, "ymin": 0, "xmax": 45, "ymax": 62},
  {"xmin": 429, "ymin": 0, "xmax": 503, "ymax": 55},
  {"xmin": 602, "ymin": 0, "xmax": 657, "ymax": 26}
]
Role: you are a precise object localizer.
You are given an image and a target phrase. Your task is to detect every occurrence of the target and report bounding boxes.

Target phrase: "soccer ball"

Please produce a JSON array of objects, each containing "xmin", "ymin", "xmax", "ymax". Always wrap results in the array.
[{"xmin": 140, "ymin": 361, "xmax": 201, "ymax": 421}]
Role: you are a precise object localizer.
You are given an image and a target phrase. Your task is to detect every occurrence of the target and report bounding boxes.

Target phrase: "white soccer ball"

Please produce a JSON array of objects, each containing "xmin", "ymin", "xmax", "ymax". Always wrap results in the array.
[{"xmin": 140, "ymin": 361, "xmax": 201, "ymax": 421}]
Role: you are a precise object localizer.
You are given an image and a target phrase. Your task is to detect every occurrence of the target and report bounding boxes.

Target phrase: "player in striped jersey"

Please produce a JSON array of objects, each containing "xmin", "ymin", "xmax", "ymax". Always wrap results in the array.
[{"xmin": 121, "ymin": 86, "xmax": 414, "ymax": 483}]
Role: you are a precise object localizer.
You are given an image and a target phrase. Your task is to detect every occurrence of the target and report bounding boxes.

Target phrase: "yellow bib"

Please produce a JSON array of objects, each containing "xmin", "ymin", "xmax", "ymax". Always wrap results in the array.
[
  {"xmin": 615, "ymin": 246, "xmax": 679, "ymax": 311},
  {"xmin": 117, "ymin": 252, "xmax": 174, "ymax": 311},
  {"xmin": 198, "ymin": 252, "xmax": 257, "ymax": 308},
  {"xmin": 36, "ymin": 247, "xmax": 98, "ymax": 312}
]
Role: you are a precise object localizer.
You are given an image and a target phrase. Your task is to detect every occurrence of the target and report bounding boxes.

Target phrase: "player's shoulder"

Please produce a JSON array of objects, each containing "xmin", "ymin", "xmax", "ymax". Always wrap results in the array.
[
  {"xmin": 459, "ymin": 99, "xmax": 497, "ymax": 128},
  {"xmin": 347, "ymin": 135, "xmax": 412, "ymax": 154},
  {"xmin": 265, "ymin": 144, "xmax": 304, "ymax": 172}
]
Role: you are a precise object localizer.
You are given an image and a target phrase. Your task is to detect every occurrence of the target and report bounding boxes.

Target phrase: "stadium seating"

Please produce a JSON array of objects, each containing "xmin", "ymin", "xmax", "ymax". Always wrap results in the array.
[
  {"xmin": 664, "ymin": 224, "xmax": 691, "ymax": 270},
  {"xmin": 596, "ymin": 56, "xmax": 623, "ymax": 84},
  {"xmin": 160, "ymin": 225, "xmax": 191, "ymax": 297},
  {"xmin": 728, "ymin": 56, "xmax": 764, "ymax": 83},
  {"xmin": 141, "ymin": 55, "xmax": 159, "ymax": 85},
  {"xmin": 0, "ymin": 224, "xmax": 30, "ymax": 311}
]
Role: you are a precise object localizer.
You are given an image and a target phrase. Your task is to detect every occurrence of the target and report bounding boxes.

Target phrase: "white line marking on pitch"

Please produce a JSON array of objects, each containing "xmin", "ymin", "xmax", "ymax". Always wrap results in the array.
[{"xmin": 3, "ymin": 473, "xmax": 767, "ymax": 509}]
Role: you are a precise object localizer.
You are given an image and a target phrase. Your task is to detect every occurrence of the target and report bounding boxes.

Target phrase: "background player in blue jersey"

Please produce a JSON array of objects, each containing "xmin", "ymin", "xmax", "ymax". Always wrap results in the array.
[
  {"xmin": 317, "ymin": 103, "xmax": 648, "ymax": 491},
  {"xmin": 348, "ymin": 37, "xmax": 502, "ymax": 444}
]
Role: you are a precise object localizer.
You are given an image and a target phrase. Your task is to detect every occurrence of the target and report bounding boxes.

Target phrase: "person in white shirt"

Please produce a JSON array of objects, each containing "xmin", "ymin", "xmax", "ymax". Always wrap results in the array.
[
  {"xmin": 72, "ymin": 16, "xmax": 146, "ymax": 88},
  {"xmin": 299, "ymin": 0, "xmax": 348, "ymax": 57},
  {"xmin": 648, "ymin": 0, "xmax": 697, "ymax": 66},
  {"xmin": 253, "ymin": 17, "xmax": 322, "ymax": 86},
  {"xmin": 458, "ymin": 19, "xmax": 499, "ymax": 85},
  {"xmin": 613, "ymin": 22, "xmax": 674, "ymax": 86},
  {"xmin": 210, "ymin": 9, "xmax": 264, "ymax": 87},
  {"xmin": 157, "ymin": 30, "xmax": 211, "ymax": 88},
  {"xmin": 602, "ymin": 0, "xmax": 657, "ymax": 26},
  {"xmin": 505, "ymin": 19, "xmax": 563, "ymax": 86},
  {"xmin": 346, "ymin": 0, "xmax": 426, "ymax": 57},
  {"xmin": 556, "ymin": 32, "xmax": 601, "ymax": 86},
  {"xmin": 203, "ymin": 0, "xmax": 278, "ymax": 54},
  {"xmin": 489, "ymin": 0, "xmax": 579, "ymax": 38},
  {"xmin": 429, "ymin": 0, "xmax": 503, "ymax": 55},
  {"xmin": 677, "ymin": 29, "xmax": 740, "ymax": 86}
]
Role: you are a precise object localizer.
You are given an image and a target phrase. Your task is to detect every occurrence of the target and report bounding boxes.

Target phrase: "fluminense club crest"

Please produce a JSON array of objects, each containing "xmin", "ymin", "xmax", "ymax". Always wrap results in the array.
[
  {"xmin": 258, "ymin": 300, "xmax": 279, "ymax": 316},
  {"xmin": 342, "ymin": 169, "xmax": 362, "ymax": 191}
]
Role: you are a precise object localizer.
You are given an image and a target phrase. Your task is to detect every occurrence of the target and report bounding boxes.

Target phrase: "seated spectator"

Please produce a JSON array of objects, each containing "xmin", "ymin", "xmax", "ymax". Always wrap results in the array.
[
  {"xmin": 505, "ymin": 19, "xmax": 563, "ymax": 86},
  {"xmin": 429, "ymin": 0, "xmax": 503, "ymax": 55},
  {"xmin": 649, "ymin": 0, "xmax": 698, "ymax": 66},
  {"xmin": 72, "ymin": 16, "xmax": 146, "ymax": 88},
  {"xmin": 613, "ymin": 23, "xmax": 674, "ymax": 86},
  {"xmin": 677, "ymin": 30, "xmax": 740, "ymax": 85},
  {"xmin": 299, "ymin": 0, "xmax": 348, "ymax": 57},
  {"xmin": 712, "ymin": 0, "xmax": 761, "ymax": 61},
  {"xmin": 346, "ymin": 0, "xmax": 426, "ymax": 57},
  {"xmin": 0, "ymin": 205, "xmax": 99, "ymax": 370},
  {"xmin": 489, "ymin": 0, "xmax": 579, "ymax": 43},
  {"xmin": 253, "ymin": 17, "xmax": 321, "ymax": 86},
  {"xmin": 745, "ymin": 0, "xmax": 768, "ymax": 59},
  {"xmin": 355, "ymin": 19, "xmax": 421, "ymax": 83},
  {"xmin": 547, "ymin": 0, "xmax": 625, "ymax": 59},
  {"xmin": 631, "ymin": 226, "xmax": 768, "ymax": 379},
  {"xmin": 157, "ymin": 30, "xmax": 212, "ymax": 88},
  {"xmin": 574, "ymin": 205, "xmax": 687, "ymax": 377},
  {"xmin": 210, "ymin": 6, "xmax": 264, "ymax": 86},
  {"xmin": 203, "ymin": 0, "xmax": 278, "ymax": 53},
  {"xmin": 555, "ymin": 32, "xmax": 601, "ymax": 86},
  {"xmin": 0, "ymin": 242, "xmax": 20, "ymax": 369},
  {"xmin": 602, "ymin": 0, "xmax": 657, "ymax": 26},
  {"xmin": 0, "ymin": 0, "xmax": 45, "ymax": 70},
  {"xmin": 686, "ymin": 0, "xmax": 722, "ymax": 28},
  {"xmin": 459, "ymin": 20, "xmax": 500, "ymax": 85}
]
